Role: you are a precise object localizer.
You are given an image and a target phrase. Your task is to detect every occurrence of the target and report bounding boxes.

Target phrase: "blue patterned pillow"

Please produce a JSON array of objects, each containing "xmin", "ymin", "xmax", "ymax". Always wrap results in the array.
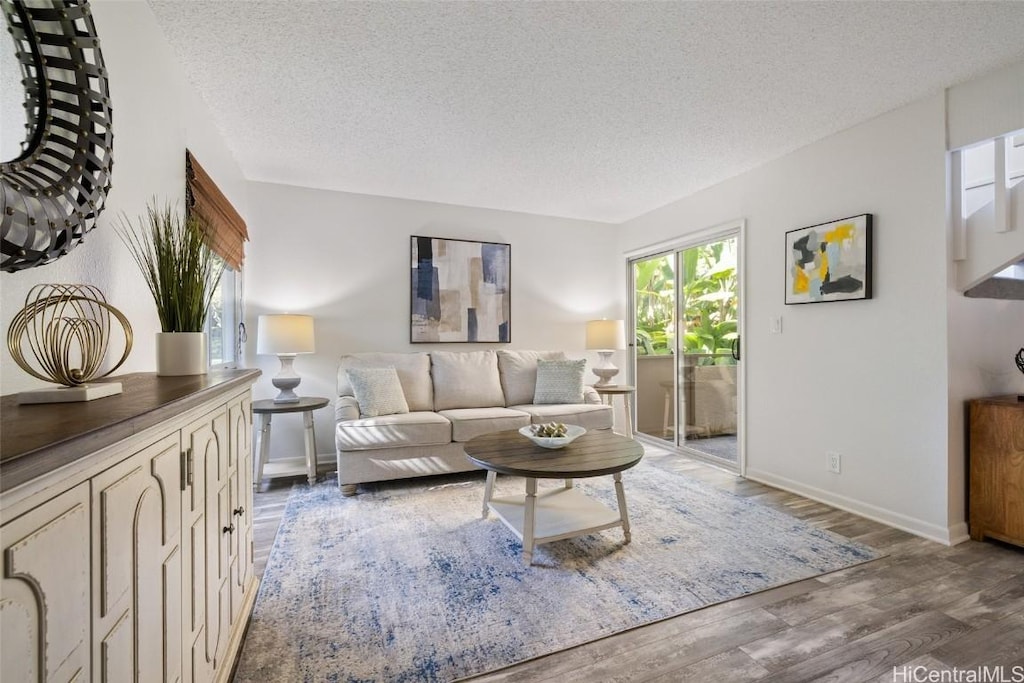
[
  {"xmin": 533, "ymin": 358, "xmax": 586, "ymax": 404},
  {"xmin": 346, "ymin": 367, "xmax": 410, "ymax": 417}
]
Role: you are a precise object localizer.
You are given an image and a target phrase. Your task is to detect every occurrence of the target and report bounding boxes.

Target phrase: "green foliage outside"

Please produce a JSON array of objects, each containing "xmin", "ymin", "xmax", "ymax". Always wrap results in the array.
[{"xmin": 634, "ymin": 241, "xmax": 738, "ymax": 365}]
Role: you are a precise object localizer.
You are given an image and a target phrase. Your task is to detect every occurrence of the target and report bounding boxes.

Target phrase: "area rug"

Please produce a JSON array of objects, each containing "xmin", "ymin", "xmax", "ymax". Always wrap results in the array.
[{"xmin": 234, "ymin": 456, "xmax": 882, "ymax": 682}]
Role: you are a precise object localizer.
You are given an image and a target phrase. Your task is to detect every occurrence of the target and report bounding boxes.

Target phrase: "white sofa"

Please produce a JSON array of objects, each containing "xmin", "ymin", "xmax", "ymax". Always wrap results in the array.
[{"xmin": 334, "ymin": 350, "xmax": 613, "ymax": 495}]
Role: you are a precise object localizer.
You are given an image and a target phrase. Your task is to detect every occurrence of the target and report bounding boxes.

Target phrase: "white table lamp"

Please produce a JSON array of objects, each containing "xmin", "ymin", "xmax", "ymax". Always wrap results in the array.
[
  {"xmin": 586, "ymin": 319, "xmax": 626, "ymax": 386},
  {"xmin": 257, "ymin": 314, "xmax": 315, "ymax": 403}
]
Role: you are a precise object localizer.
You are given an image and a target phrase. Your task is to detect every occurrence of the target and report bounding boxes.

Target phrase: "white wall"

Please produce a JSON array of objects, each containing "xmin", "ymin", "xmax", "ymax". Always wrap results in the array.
[
  {"xmin": 620, "ymin": 93, "xmax": 956, "ymax": 541},
  {"xmin": 0, "ymin": 0, "xmax": 246, "ymax": 395},
  {"xmin": 244, "ymin": 183, "xmax": 622, "ymax": 460}
]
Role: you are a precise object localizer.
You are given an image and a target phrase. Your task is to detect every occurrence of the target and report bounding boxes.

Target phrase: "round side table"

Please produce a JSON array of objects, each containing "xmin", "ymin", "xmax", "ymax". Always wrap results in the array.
[
  {"xmin": 253, "ymin": 396, "xmax": 330, "ymax": 488},
  {"xmin": 592, "ymin": 384, "xmax": 636, "ymax": 439}
]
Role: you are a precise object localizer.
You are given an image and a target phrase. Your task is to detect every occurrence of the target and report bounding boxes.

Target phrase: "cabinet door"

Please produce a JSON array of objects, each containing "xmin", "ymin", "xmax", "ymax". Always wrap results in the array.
[
  {"xmin": 91, "ymin": 433, "xmax": 183, "ymax": 682},
  {"xmin": 1, "ymin": 482, "xmax": 91, "ymax": 682},
  {"xmin": 969, "ymin": 401, "xmax": 1024, "ymax": 545},
  {"xmin": 227, "ymin": 394, "xmax": 253, "ymax": 624},
  {"xmin": 182, "ymin": 406, "xmax": 230, "ymax": 683}
]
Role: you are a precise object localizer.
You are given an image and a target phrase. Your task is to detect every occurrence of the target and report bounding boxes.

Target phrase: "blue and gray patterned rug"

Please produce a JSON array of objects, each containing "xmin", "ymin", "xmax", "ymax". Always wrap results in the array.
[{"xmin": 234, "ymin": 454, "xmax": 882, "ymax": 682}]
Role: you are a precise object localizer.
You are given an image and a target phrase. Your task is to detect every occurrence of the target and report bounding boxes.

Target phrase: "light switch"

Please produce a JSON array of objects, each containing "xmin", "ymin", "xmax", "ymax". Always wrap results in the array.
[{"xmin": 769, "ymin": 316, "xmax": 783, "ymax": 334}]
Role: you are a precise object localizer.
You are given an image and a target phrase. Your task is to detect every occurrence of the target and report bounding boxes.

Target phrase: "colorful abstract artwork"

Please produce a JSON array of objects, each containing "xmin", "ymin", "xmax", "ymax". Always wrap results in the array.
[
  {"xmin": 411, "ymin": 236, "xmax": 511, "ymax": 342},
  {"xmin": 785, "ymin": 214, "xmax": 873, "ymax": 305}
]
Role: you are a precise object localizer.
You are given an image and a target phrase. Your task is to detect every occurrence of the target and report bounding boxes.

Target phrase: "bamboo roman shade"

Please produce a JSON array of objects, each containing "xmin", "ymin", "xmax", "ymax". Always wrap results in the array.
[{"xmin": 185, "ymin": 150, "xmax": 249, "ymax": 270}]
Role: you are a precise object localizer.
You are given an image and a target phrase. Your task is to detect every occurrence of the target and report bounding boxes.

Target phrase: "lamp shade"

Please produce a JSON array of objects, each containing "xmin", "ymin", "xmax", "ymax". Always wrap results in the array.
[
  {"xmin": 256, "ymin": 314, "xmax": 315, "ymax": 355},
  {"xmin": 585, "ymin": 319, "xmax": 626, "ymax": 350}
]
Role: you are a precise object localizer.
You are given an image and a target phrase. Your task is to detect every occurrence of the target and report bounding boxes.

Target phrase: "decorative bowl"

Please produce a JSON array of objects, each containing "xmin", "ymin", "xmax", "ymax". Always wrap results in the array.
[{"xmin": 519, "ymin": 424, "xmax": 586, "ymax": 449}]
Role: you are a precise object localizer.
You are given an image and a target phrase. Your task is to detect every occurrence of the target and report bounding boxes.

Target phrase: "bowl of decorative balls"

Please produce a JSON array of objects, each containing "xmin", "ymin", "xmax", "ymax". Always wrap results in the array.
[{"xmin": 519, "ymin": 422, "xmax": 586, "ymax": 449}]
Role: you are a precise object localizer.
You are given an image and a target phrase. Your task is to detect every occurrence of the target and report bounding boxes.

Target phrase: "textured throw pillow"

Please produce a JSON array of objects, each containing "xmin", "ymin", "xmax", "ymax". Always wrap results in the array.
[
  {"xmin": 497, "ymin": 349, "xmax": 567, "ymax": 406},
  {"xmin": 345, "ymin": 367, "xmax": 410, "ymax": 417},
  {"xmin": 533, "ymin": 358, "xmax": 586, "ymax": 404},
  {"xmin": 338, "ymin": 352, "xmax": 433, "ymax": 411}
]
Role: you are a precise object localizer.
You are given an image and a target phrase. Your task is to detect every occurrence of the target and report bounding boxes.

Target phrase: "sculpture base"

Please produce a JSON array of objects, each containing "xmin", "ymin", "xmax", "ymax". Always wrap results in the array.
[{"xmin": 18, "ymin": 382, "xmax": 123, "ymax": 405}]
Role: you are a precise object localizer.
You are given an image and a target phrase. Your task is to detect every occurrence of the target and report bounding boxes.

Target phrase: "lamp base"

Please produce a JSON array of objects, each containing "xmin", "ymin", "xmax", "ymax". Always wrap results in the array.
[
  {"xmin": 592, "ymin": 350, "xmax": 619, "ymax": 386},
  {"xmin": 272, "ymin": 355, "xmax": 302, "ymax": 403}
]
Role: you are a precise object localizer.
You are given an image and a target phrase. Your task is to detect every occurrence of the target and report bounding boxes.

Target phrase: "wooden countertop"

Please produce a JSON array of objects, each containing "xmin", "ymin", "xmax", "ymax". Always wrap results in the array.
[
  {"xmin": 1, "ymin": 369, "xmax": 261, "ymax": 493},
  {"xmin": 970, "ymin": 395, "xmax": 1024, "ymax": 408}
]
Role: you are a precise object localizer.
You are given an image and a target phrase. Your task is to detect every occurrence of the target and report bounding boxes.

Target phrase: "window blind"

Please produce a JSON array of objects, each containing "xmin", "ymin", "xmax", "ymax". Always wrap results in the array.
[{"xmin": 185, "ymin": 150, "xmax": 248, "ymax": 270}]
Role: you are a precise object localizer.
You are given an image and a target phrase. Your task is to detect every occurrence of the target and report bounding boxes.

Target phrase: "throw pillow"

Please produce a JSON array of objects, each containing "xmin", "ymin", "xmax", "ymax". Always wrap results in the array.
[
  {"xmin": 338, "ymin": 352, "xmax": 433, "ymax": 411},
  {"xmin": 533, "ymin": 358, "xmax": 586, "ymax": 404},
  {"xmin": 346, "ymin": 367, "xmax": 410, "ymax": 417},
  {"xmin": 496, "ymin": 349, "xmax": 567, "ymax": 406}
]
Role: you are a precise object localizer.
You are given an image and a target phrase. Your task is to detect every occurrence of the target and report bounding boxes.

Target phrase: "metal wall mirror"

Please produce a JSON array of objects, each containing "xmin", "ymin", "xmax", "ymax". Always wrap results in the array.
[{"xmin": 0, "ymin": 0, "xmax": 113, "ymax": 273}]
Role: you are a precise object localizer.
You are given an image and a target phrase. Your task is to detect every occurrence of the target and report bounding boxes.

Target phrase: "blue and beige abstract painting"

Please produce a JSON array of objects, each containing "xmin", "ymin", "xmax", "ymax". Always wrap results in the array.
[
  {"xmin": 411, "ymin": 236, "xmax": 511, "ymax": 342},
  {"xmin": 785, "ymin": 214, "xmax": 872, "ymax": 304}
]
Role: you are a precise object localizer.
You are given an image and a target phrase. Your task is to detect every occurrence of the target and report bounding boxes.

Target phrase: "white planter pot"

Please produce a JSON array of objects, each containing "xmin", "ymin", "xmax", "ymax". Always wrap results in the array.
[{"xmin": 156, "ymin": 332, "xmax": 208, "ymax": 376}]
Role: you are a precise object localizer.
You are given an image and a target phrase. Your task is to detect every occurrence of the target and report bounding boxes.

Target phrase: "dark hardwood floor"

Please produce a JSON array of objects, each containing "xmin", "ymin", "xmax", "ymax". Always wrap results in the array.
[{"xmin": 250, "ymin": 449, "xmax": 1024, "ymax": 682}]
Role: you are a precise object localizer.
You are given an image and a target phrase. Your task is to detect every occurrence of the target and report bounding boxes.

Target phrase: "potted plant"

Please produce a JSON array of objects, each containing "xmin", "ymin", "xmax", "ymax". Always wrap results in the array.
[{"xmin": 119, "ymin": 202, "xmax": 224, "ymax": 376}]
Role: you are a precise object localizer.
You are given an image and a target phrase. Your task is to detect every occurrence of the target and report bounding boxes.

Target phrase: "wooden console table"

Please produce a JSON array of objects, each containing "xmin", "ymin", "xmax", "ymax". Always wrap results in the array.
[
  {"xmin": 1, "ymin": 370, "xmax": 261, "ymax": 682},
  {"xmin": 968, "ymin": 395, "xmax": 1024, "ymax": 548}
]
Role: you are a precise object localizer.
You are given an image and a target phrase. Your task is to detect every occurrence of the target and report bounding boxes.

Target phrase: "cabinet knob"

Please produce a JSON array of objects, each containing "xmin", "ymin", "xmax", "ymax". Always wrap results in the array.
[
  {"xmin": 222, "ymin": 524, "xmax": 235, "ymax": 535},
  {"xmin": 233, "ymin": 506, "xmax": 245, "ymax": 517}
]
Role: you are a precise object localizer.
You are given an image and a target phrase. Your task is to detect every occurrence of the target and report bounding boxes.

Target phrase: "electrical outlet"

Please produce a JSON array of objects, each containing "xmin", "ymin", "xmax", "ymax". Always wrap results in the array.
[{"xmin": 827, "ymin": 451, "xmax": 841, "ymax": 474}]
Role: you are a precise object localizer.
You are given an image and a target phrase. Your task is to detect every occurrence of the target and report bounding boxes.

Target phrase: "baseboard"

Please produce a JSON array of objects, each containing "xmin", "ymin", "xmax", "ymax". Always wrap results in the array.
[
  {"xmin": 745, "ymin": 468, "xmax": 963, "ymax": 546},
  {"xmin": 947, "ymin": 522, "xmax": 971, "ymax": 546}
]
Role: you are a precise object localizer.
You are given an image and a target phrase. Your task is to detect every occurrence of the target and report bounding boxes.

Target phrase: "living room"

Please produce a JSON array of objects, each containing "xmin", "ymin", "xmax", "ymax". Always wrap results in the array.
[{"xmin": 2, "ymin": 1, "xmax": 1023, "ymax": 681}]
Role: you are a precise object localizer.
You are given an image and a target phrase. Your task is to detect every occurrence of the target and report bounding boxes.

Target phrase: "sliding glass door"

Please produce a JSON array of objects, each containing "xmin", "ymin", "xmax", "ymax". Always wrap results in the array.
[{"xmin": 631, "ymin": 232, "xmax": 741, "ymax": 470}]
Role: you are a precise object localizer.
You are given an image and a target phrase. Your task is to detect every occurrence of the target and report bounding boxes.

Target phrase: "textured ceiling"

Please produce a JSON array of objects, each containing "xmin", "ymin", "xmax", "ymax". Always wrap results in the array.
[{"xmin": 147, "ymin": 1, "xmax": 1024, "ymax": 223}]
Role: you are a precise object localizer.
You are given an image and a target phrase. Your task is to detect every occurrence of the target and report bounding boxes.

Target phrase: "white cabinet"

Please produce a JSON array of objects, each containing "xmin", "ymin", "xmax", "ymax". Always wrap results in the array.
[
  {"xmin": 228, "ymin": 394, "xmax": 253, "ymax": 625},
  {"xmin": 91, "ymin": 433, "xmax": 182, "ymax": 682},
  {"xmin": 1, "ymin": 375, "xmax": 257, "ymax": 683},
  {"xmin": 182, "ymin": 402, "xmax": 235, "ymax": 682},
  {"xmin": 0, "ymin": 483, "xmax": 91, "ymax": 682}
]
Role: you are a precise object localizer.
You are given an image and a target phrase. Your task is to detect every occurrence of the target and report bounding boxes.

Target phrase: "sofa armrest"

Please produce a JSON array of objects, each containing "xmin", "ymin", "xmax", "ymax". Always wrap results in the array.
[
  {"xmin": 583, "ymin": 386, "xmax": 602, "ymax": 405},
  {"xmin": 336, "ymin": 395, "xmax": 360, "ymax": 422}
]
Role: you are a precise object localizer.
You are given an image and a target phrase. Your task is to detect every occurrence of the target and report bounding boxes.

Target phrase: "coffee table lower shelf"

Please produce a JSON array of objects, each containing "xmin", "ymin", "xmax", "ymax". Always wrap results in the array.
[{"xmin": 487, "ymin": 486, "xmax": 627, "ymax": 563}]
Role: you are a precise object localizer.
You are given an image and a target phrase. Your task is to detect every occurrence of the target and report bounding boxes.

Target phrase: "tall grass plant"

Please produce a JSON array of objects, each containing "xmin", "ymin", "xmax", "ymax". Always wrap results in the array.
[{"xmin": 119, "ymin": 203, "xmax": 224, "ymax": 333}]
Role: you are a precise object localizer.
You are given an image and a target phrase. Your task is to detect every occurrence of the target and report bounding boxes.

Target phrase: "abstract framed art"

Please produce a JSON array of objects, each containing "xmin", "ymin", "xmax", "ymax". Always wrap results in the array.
[
  {"xmin": 410, "ymin": 236, "xmax": 511, "ymax": 343},
  {"xmin": 785, "ymin": 214, "xmax": 873, "ymax": 305}
]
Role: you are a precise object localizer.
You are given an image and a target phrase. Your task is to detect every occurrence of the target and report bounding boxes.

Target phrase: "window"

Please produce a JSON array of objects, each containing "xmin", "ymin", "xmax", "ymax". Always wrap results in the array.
[
  {"xmin": 184, "ymin": 150, "xmax": 248, "ymax": 369},
  {"xmin": 206, "ymin": 263, "xmax": 243, "ymax": 368}
]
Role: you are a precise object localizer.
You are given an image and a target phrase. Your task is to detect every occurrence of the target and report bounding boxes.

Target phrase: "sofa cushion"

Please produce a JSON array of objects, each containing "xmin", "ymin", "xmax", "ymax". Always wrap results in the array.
[
  {"xmin": 509, "ymin": 403, "xmax": 614, "ymax": 431},
  {"xmin": 431, "ymin": 350, "xmax": 506, "ymax": 410},
  {"xmin": 533, "ymin": 358, "xmax": 586, "ymax": 404},
  {"xmin": 496, "ymin": 349, "xmax": 566, "ymax": 406},
  {"xmin": 336, "ymin": 412, "xmax": 451, "ymax": 451},
  {"xmin": 338, "ymin": 352, "xmax": 433, "ymax": 411},
  {"xmin": 345, "ymin": 367, "xmax": 410, "ymax": 417},
  {"xmin": 438, "ymin": 407, "xmax": 531, "ymax": 442}
]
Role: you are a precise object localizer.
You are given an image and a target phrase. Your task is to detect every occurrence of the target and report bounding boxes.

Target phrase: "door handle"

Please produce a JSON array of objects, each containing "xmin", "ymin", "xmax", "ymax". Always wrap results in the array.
[
  {"xmin": 223, "ymin": 524, "xmax": 235, "ymax": 535},
  {"xmin": 731, "ymin": 336, "xmax": 741, "ymax": 361},
  {"xmin": 233, "ymin": 506, "xmax": 245, "ymax": 517}
]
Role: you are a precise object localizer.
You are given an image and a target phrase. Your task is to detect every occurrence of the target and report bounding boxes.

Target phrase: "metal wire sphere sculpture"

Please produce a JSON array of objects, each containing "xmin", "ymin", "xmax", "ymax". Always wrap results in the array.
[{"xmin": 7, "ymin": 283, "xmax": 132, "ymax": 386}]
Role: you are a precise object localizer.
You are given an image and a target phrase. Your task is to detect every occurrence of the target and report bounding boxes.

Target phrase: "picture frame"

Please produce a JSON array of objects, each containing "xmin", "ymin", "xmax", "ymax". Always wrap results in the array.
[
  {"xmin": 410, "ymin": 236, "xmax": 511, "ymax": 343},
  {"xmin": 785, "ymin": 214, "xmax": 872, "ymax": 305}
]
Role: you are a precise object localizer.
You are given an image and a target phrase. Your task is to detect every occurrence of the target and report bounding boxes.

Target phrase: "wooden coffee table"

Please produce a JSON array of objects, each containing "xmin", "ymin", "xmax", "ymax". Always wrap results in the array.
[{"xmin": 464, "ymin": 429, "xmax": 643, "ymax": 566}]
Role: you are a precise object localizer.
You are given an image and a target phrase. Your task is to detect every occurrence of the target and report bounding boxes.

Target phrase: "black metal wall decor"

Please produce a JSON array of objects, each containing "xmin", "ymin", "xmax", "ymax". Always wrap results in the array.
[{"xmin": 0, "ymin": 0, "xmax": 113, "ymax": 272}]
